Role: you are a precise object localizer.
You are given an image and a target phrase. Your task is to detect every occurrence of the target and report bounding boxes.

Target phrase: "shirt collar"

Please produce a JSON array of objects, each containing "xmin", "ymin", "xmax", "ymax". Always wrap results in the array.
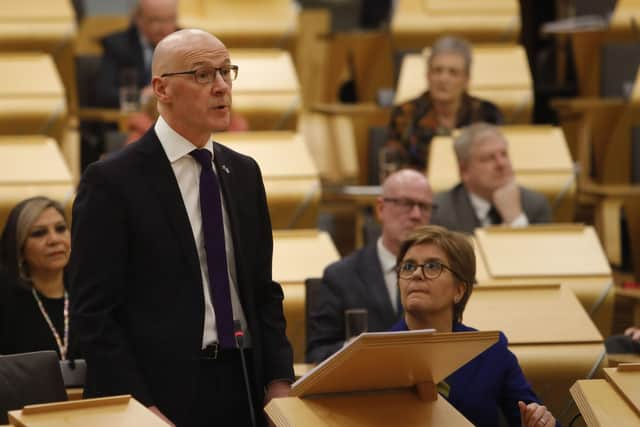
[
  {"xmin": 468, "ymin": 191, "xmax": 491, "ymax": 221},
  {"xmin": 155, "ymin": 116, "xmax": 214, "ymax": 164},
  {"xmin": 377, "ymin": 237, "xmax": 397, "ymax": 274}
]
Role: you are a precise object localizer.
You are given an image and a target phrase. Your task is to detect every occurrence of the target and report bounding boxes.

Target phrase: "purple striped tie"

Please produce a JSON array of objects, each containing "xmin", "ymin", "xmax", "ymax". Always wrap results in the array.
[{"xmin": 190, "ymin": 149, "xmax": 234, "ymax": 348}]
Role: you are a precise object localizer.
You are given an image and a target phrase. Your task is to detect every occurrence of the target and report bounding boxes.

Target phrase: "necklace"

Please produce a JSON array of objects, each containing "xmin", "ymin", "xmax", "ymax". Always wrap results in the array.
[{"xmin": 32, "ymin": 288, "xmax": 69, "ymax": 360}]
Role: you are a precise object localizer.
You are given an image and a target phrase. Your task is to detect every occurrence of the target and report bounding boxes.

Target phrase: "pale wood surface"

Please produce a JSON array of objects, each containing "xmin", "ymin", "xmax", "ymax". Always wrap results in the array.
[
  {"xmin": 215, "ymin": 132, "xmax": 315, "ymax": 178},
  {"xmin": 230, "ymin": 49, "xmax": 300, "ymax": 129},
  {"xmin": 0, "ymin": 136, "xmax": 74, "ymax": 229},
  {"xmin": 8, "ymin": 395, "xmax": 168, "ymax": 427},
  {"xmin": 214, "ymin": 131, "xmax": 320, "ymax": 228},
  {"xmin": 394, "ymin": 45, "xmax": 532, "ymax": 123},
  {"xmin": 0, "ymin": 0, "xmax": 77, "ymax": 112},
  {"xmin": 427, "ymin": 125, "xmax": 575, "ymax": 220},
  {"xmin": 273, "ymin": 229, "xmax": 339, "ymax": 363},
  {"xmin": 465, "ymin": 284, "xmax": 602, "ymax": 344},
  {"xmin": 515, "ymin": 343, "xmax": 606, "ymax": 425},
  {"xmin": 423, "ymin": 0, "xmax": 517, "ymax": 14},
  {"xmin": 0, "ymin": 53, "xmax": 67, "ymax": 138},
  {"xmin": 273, "ymin": 229, "xmax": 339, "ymax": 284},
  {"xmin": 292, "ymin": 330, "xmax": 499, "ymax": 397},
  {"xmin": 391, "ymin": 0, "xmax": 520, "ymax": 48},
  {"xmin": 266, "ymin": 390, "xmax": 474, "ymax": 427},
  {"xmin": 571, "ymin": 380, "xmax": 640, "ymax": 427},
  {"xmin": 179, "ymin": 0, "xmax": 297, "ymax": 48},
  {"xmin": 604, "ymin": 367, "xmax": 640, "ymax": 416},
  {"xmin": 475, "ymin": 225, "xmax": 611, "ymax": 277}
]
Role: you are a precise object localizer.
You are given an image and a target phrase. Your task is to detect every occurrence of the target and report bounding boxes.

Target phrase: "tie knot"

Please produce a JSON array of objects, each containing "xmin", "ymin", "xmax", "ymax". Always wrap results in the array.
[{"xmin": 190, "ymin": 149, "xmax": 213, "ymax": 170}]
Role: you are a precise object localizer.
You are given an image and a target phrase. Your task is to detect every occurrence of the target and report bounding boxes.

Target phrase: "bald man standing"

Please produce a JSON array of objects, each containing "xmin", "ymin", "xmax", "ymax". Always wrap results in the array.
[{"xmin": 70, "ymin": 30, "xmax": 293, "ymax": 426}]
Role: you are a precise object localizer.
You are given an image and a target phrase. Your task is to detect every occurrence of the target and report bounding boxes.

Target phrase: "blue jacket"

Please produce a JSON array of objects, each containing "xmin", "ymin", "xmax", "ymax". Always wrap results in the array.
[{"xmin": 391, "ymin": 320, "xmax": 560, "ymax": 427}]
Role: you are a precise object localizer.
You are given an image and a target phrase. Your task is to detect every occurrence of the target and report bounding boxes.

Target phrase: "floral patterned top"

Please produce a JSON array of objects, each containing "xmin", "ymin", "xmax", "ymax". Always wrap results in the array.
[{"xmin": 386, "ymin": 91, "xmax": 503, "ymax": 169}]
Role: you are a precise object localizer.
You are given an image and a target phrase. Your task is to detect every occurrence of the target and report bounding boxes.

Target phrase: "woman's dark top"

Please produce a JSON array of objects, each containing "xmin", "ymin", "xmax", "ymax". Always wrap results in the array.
[
  {"xmin": 0, "ymin": 277, "xmax": 74, "ymax": 359},
  {"xmin": 386, "ymin": 91, "xmax": 503, "ymax": 169}
]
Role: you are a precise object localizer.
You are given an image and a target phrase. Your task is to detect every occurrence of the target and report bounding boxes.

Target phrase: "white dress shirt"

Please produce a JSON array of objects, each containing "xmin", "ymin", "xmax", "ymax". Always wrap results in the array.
[
  {"xmin": 376, "ymin": 237, "xmax": 400, "ymax": 314},
  {"xmin": 468, "ymin": 192, "xmax": 529, "ymax": 227},
  {"xmin": 155, "ymin": 117, "xmax": 250, "ymax": 348}
]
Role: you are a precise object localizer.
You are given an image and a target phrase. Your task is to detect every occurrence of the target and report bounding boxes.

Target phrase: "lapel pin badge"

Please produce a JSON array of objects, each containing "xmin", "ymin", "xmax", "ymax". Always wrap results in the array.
[{"xmin": 222, "ymin": 165, "xmax": 231, "ymax": 174}]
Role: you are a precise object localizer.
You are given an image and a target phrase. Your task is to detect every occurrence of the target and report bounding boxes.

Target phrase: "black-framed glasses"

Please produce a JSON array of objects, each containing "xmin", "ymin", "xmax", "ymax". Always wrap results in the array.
[
  {"xmin": 383, "ymin": 197, "xmax": 435, "ymax": 215},
  {"xmin": 396, "ymin": 260, "xmax": 459, "ymax": 280},
  {"xmin": 161, "ymin": 65, "xmax": 239, "ymax": 84}
]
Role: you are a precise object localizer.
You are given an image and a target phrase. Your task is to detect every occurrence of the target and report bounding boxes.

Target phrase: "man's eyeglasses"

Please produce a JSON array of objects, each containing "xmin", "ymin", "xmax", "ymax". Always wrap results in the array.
[
  {"xmin": 396, "ymin": 260, "xmax": 459, "ymax": 280},
  {"xmin": 383, "ymin": 197, "xmax": 435, "ymax": 215},
  {"xmin": 161, "ymin": 65, "xmax": 239, "ymax": 84}
]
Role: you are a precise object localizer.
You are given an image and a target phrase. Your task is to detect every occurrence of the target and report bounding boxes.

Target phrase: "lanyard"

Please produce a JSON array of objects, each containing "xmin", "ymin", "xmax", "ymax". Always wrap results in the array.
[{"xmin": 32, "ymin": 288, "xmax": 68, "ymax": 361}]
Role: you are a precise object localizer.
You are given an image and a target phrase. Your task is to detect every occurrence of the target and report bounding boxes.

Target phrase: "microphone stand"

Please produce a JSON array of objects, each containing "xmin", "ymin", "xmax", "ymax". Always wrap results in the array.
[{"xmin": 234, "ymin": 320, "xmax": 257, "ymax": 427}]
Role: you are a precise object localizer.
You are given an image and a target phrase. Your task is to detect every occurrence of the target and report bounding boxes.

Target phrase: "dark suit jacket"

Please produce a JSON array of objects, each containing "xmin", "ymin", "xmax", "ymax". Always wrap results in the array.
[
  {"xmin": 95, "ymin": 24, "xmax": 149, "ymax": 108},
  {"xmin": 431, "ymin": 183, "xmax": 552, "ymax": 234},
  {"xmin": 306, "ymin": 243, "xmax": 400, "ymax": 363},
  {"xmin": 68, "ymin": 127, "xmax": 293, "ymax": 424}
]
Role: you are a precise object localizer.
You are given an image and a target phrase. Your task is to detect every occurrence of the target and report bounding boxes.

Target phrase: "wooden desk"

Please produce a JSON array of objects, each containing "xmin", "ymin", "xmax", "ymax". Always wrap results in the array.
[
  {"xmin": 571, "ymin": 379, "xmax": 640, "ymax": 426},
  {"xmin": 8, "ymin": 395, "xmax": 167, "ymax": 426},
  {"xmin": 214, "ymin": 131, "xmax": 320, "ymax": 229},
  {"xmin": 273, "ymin": 229, "xmax": 340, "ymax": 363},
  {"xmin": 74, "ymin": 15, "xmax": 129, "ymax": 56},
  {"xmin": 391, "ymin": 0, "xmax": 520, "ymax": 50},
  {"xmin": 465, "ymin": 284, "xmax": 604, "ymax": 425},
  {"xmin": 179, "ymin": 0, "xmax": 297, "ymax": 51},
  {"xmin": 230, "ymin": 49, "xmax": 301, "ymax": 130},
  {"xmin": 474, "ymin": 225, "xmax": 614, "ymax": 336},
  {"xmin": 310, "ymin": 103, "xmax": 391, "ymax": 185},
  {"xmin": 0, "ymin": 136, "xmax": 74, "ymax": 230},
  {"xmin": 0, "ymin": 53, "xmax": 67, "ymax": 140},
  {"xmin": 428, "ymin": 125, "xmax": 575, "ymax": 221},
  {"xmin": 0, "ymin": 0, "xmax": 78, "ymax": 113},
  {"xmin": 394, "ymin": 45, "xmax": 532, "ymax": 124}
]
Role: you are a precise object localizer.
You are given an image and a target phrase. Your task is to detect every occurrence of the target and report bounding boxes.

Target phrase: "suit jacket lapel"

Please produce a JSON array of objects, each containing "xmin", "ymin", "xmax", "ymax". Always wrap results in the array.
[
  {"xmin": 453, "ymin": 184, "xmax": 482, "ymax": 232},
  {"xmin": 357, "ymin": 244, "xmax": 396, "ymax": 323},
  {"xmin": 137, "ymin": 130, "xmax": 201, "ymax": 285}
]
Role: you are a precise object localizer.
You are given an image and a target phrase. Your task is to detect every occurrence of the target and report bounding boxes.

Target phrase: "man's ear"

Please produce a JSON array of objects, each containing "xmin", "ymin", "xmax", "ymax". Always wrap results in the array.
[{"xmin": 152, "ymin": 76, "xmax": 169, "ymax": 102}]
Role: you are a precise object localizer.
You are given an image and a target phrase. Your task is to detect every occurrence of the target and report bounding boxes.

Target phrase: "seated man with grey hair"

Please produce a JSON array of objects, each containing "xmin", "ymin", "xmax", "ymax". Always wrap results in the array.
[
  {"xmin": 386, "ymin": 35, "xmax": 503, "ymax": 170},
  {"xmin": 431, "ymin": 123, "xmax": 551, "ymax": 233}
]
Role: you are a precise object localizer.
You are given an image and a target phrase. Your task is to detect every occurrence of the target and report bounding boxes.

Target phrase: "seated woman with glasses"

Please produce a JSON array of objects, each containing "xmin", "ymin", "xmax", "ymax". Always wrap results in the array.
[
  {"xmin": 0, "ymin": 197, "xmax": 75, "ymax": 360},
  {"xmin": 385, "ymin": 36, "xmax": 503, "ymax": 170},
  {"xmin": 390, "ymin": 225, "xmax": 558, "ymax": 427}
]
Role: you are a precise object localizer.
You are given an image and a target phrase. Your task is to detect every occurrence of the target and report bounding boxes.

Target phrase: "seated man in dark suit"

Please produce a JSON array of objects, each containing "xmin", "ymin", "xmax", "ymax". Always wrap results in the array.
[
  {"xmin": 306, "ymin": 169, "xmax": 433, "ymax": 363},
  {"xmin": 95, "ymin": 0, "xmax": 178, "ymax": 108},
  {"xmin": 431, "ymin": 122, "xmax": 551, "ymax": 234}
]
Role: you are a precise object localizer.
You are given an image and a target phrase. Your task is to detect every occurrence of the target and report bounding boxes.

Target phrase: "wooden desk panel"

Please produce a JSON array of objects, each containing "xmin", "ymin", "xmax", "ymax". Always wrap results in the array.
[
  {"xmin": 604, "ymin": 367, "xmax": 640, "ymax": 415},
  {"xmin": 229, "ymin": 49, "xmax": 300, "ymax": 130},
  {"xmin": 391, "ymin": 0, "xmax": 520, "ymax": 50},
  {"xmin": 0, "ymin": 53, "xmax": 67, "ymax": 141},
  {"xmin": 465, "ymin": 284, "xmax": 602, "ymax": 344},
  {"xmin": 179, "ymin": 0, "xmax": 297, "ymax": 49},
  {"xmin": 215, "ymin": 131, "xmax": 320, "ymax": 228},
  {"xmin": 571, "ymin": 380, "xmax": 640, "ymax": 427},
  {"xmin": 0, "ymin": 136, "xmax": 74, "ymax": 229},
  {"xmin": 474, "ymin": 225, "xmax": 614, "ymax": 335},
  {"xmin": 0, "ymin": 0, "xmax": 77, "ymax": 112},
  {"xmin": 273, "ymin": 229, "xmax": 340, "ymax": 363}
]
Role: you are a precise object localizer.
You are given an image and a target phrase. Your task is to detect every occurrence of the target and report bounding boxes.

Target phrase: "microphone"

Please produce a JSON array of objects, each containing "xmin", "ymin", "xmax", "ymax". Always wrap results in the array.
[{"xmin": 234, "ymin": 320, "xmax": 257, "ymax": 427}]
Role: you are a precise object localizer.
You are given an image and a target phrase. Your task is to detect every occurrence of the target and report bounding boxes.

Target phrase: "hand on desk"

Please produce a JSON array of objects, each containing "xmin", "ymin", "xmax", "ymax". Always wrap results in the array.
[
  {"xmin": 148, "ymin": 405, "xmax": 175, "ymax": 426},
  {"xmin": 624, "ymin": 326, "xmax": 640, "ymax": 341},
  {"xmin": 519, "ymin": 401, "xmax": 555, "ymax": 427}
]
